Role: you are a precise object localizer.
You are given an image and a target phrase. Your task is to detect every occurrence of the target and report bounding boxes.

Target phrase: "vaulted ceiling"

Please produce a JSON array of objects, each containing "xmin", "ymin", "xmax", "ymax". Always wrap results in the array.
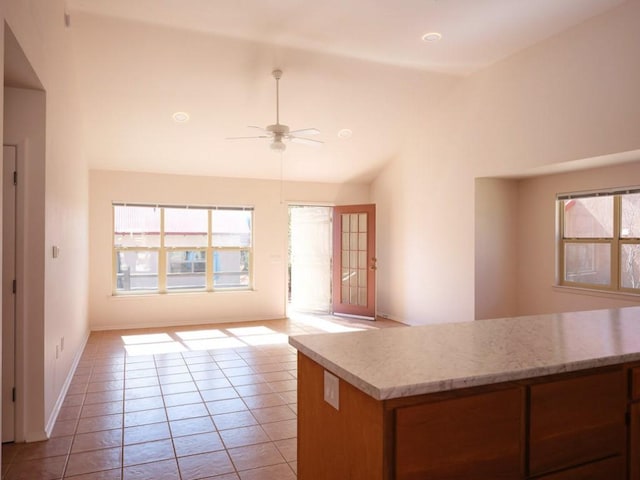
[{"xmin": 66, "ymin": 0, "xmax": 626, "ymax": 183}]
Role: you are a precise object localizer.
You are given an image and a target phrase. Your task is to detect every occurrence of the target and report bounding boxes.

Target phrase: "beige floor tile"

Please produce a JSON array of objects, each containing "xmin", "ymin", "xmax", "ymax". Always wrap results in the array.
[
  {"xmin": 177, "ymin": 451, "xmax": 235, "ymax": 480},
  {"xmin": 238, "ymin": 463, "xmax": 296, "ymax": 480},
  {"xmin": 218, "ymin": 425, "xmax": 270, "ymax": 449},
  {"xmin": 123, "ymin": 438, "xmax": 174, "ymax": 467},
  {"xmin": 166, "ymin": 402, "xmax": 209, "ymax": 421},
  {"xmin": 65, "ymin": 447, "xmax": 122, "ymax": 477},
  {"xmin": 241, "ymin": 393, "xmax": 286, "ymax": 410},
  {"xmin": 172, "ymin": 431, "xmax": 225, "ymax": 457},
  {"xmin": 206, "ymin": 398, "xmax": 248, "ymax": 416},
  {"xmin": 169, "ymin": 416, "xmax": 216, "ymax": 437},
  {"xmin": 274, "ymin": 438, "xmax": 297, "ymax": 462},
  {"xmin": 250, "ymin": 406, "xmax": 296, "ymax": 425},
  {"xmin": 122, "ymin": 458, "xmax": 180, "ymax": 480},
  {"xmin": 200, "ymin": 387, "xmax": 239, "ymax": 402},
  {"xmin": 64, "ymin": 468, "xmax": 122, "ymax": 479},
  {"xmin": 228, "ymin": 442, "xmax": 285, "ymax": 471},
  {"xmin": 212, "ymin": 411, "xmax": 258, "ymax": 431},
  {"xmin": 123, "ymin": 407, "xmax": 167, "ymax": 427},
  {"xmin": 124, "ymin": 421, "xmax": 171, "ymax": 445},
  {"xmin": 261, "ymin": 419, "xmax": 297, "ymax": 441},
  {"xmin": 72, "ymin": 429, "xmax": 123, "ymax": 453},
  {"xmin": 4, "ymin": 455, "xmax": 67, "ymax": 480}
]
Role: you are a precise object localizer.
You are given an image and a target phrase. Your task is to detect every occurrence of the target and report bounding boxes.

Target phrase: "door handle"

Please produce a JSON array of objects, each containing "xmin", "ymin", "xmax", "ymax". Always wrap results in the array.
[{"xmin": 370, "ymin": 257, "xmax": 377, "ymax": 271}]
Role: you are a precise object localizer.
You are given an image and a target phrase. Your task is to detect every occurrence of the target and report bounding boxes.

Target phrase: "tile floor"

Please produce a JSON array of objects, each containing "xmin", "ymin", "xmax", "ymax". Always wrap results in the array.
[{"xmin": 1, "ymin": 313, "xmax": 400, "ymax": 480}]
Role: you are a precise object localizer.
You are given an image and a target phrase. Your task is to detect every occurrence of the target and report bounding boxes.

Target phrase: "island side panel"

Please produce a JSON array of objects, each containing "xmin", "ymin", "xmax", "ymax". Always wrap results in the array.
[{"xmin": 297, "ymin": 352, "xmax": 386, "ymax": 480}]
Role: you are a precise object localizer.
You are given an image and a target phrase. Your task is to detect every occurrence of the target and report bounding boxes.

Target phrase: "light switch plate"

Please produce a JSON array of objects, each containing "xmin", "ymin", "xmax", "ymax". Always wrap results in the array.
[{"xmin": 324, "ymin": 370, "xmax": 339, "ymax": 410}]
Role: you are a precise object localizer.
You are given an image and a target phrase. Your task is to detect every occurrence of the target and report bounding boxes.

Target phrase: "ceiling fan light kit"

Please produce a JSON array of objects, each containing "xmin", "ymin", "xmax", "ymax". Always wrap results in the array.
[{"xmin": 227, "ymin": 69, "xmax": 323, "ymax": 152}]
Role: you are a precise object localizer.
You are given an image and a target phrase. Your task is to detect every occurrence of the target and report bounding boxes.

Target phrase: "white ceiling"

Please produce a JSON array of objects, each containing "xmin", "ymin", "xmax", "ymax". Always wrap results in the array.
[{"xmin": 65, "ymin": 0, "xmax": 626, "ymax": 183}]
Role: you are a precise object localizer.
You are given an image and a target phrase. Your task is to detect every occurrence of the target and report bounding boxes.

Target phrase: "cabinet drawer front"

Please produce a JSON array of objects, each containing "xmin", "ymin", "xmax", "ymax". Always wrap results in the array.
[
  {"xmin": 534, "ymin": 456, "xmax": 624, "ymax": 480},
  {"xmin": 529, "ymin": 369, "xmax": 626, "ymax": 477},
  {"xmin": 395, "ymin": 387, "xmax": 523, "ymax": 480},
  {"xmin": 631, "ymin": 367, "xmax": 640, "ymax": 400}
]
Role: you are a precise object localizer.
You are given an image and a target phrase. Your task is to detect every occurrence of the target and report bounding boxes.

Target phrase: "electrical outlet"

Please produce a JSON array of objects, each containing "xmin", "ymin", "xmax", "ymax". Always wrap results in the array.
[
  {"xmin": 56, "ymin": 345, "xmax": 59, "ymax": 359},
  {"xmin": 323, "ymin": 370, "xmax": 339, "ymax": 410},
  {"xmin": 61, "ymin": 336, "xmax": 64, "ymax": 351}
]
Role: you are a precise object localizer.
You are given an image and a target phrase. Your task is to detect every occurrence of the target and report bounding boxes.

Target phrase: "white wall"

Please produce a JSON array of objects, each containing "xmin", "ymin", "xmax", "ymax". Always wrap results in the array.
[
  {"xmin": 89, "ymin": 170, "xmax": 368, "ymax": 329},
  {"xmin": 372, "ymin": 0, "xmax": 640, "ymax": 325},
  {"xmin": 516, "ymin": 161, "xmax": 640, "ymax": 315},
  {"xmin": 1, "ymin": 0, "xmax": 90, "ymax": 440},
  {"xmin": 3, "ymin": 87, "xmax": 46, "ymax": 441},
  {"xmin": 475, "ymin": 178, "xmax": 519, "ymax": 320}
]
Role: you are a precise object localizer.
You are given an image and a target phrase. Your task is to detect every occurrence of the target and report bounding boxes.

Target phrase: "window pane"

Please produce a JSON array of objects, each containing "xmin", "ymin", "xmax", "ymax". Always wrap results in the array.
[
  {"xmin": 116, "ymin": 250, "xmax": 158, "ymax": 291},
  {"xmin": 167, "ymin": 251, "xmax": 206, "ymax": 290},
  {"xmin": 621, "ymin": 193, "xmax": 640, "ymax": 238},
  {"xmin": 563, "ymin": 197, "xmax": 613, "ymax": 238},
  {"xmin": 564, "ymin": 243, "xmax": 610, "ymax": 285},
  {"xmin": 621, "ymin": 244, "xmax": 640, "ymax": 289},
  {"xmin": 114, "ymin": 206, "xmax": 160, "ymax": 247},
  {"xmin": 213, "ymin": 250, "xmax": 250, "ymax": 289},
  {"xmin": 212, "ymin": 210, "xmax": 252, "ymax": 247},
  {"xmin": 164, "ymin": 208, "xmax": 208, "ymax": 247}
]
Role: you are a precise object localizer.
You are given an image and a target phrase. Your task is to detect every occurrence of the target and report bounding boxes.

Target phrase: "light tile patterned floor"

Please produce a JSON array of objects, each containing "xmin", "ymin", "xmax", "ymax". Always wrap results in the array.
[{"xmin": 1, "ymin": 314, "xmax": 400, "ymax": 480}]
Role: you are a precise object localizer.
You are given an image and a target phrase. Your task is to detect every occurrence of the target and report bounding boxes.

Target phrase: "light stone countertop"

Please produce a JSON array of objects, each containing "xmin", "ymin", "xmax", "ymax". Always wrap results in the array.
[{"xmin": 289, "ymin": 306, "xmax": 640, "ymax": 400}]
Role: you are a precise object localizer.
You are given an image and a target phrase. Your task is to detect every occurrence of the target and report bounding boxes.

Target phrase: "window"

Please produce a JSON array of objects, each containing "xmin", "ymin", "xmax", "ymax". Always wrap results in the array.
[
  {"xmin": 558, "ymin": 190, "xmax": 640, "ymax": 293},
  {"xmin": 113, "ymin": 204, "xmax": 253, "ymax": 294}
]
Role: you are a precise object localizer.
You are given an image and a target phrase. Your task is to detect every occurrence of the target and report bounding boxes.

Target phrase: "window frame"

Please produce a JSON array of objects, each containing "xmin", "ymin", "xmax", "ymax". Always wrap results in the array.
[
  {"xmin": 558, "ymin": 189, "xmax": 640, "ymax": 294},
  {"xmin": 112, "ymin": 203, "xmax": 254, "ymax": 295}
]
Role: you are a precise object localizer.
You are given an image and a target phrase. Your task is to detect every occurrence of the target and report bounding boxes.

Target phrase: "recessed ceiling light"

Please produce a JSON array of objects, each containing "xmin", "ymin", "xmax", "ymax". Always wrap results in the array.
[
  {"xmin": 338, "ymin": 128, "xmax": 353, "ymax": 139},
  {"xmin": 172, "ymin": 112, "xmax": 190, "ymax": 123},
  {"xmin": 422, "ymin": 32, "xmax": 442, "ymax": 42}
]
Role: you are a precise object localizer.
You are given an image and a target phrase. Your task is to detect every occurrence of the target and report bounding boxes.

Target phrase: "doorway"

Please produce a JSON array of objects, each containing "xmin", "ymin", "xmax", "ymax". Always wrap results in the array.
[
  {"xmin": 287, "ymin": 203, "xmax": 377, "ymax": 319},
  {"xmin": 2, "ymin": 145, "xmax": 16, "ymax": 443},
  {"xmin": 288, "ymin": 205, "xmax": 333, "ymax": 315}
]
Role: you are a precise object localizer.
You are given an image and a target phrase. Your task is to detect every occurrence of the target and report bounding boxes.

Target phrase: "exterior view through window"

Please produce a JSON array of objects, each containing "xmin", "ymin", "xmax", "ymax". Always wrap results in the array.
[
  {"xmin": 113, "ymin": 204, "xmax": 253, "ymax": 294},
  {"xmin": 558, "ymin": 190, "xmax": 640, "ymax": 292}
]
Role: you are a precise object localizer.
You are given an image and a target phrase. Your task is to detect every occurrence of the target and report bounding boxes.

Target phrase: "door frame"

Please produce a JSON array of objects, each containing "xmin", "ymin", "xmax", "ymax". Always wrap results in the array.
[
  {"xmin": 2, "ymin": 145, "xmax": 17, "ymax": 442},
  {"xmin": 332, "ymin": 204, "xmax": 376, "ymax": 319}
]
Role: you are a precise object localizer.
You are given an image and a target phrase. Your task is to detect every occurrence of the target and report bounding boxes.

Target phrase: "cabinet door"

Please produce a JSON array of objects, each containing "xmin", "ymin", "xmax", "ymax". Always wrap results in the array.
[
  {"xmin": 395, "ymin": 386, "xmax": 524, "ymax": 480},
  {"xmin": 631, "ymin": 403, "xmax": 640, "ymax": 480},
  {"xmin": 529, "ymin": 369, "xmax": 626, "ymax": 477},
  {"xmin": 535, "ymin": 456, "xmax": 624, "ymax": 480}
]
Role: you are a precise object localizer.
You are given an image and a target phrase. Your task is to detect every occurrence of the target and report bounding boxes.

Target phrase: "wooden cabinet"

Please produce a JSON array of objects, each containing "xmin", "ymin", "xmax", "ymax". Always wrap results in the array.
[
  {"xmin": 535, "ymin": 456, "xmax": 625, "ymax": 480},
  {"xmin": 395, "ymin": 387, "xmax": 523, "ymax": 480},
  {"xmin": 528, "ymin": 369, "xmax": 626, "ymax": 477},
  {"xmin": 297, "ymin": 354, "xmax": 631, "ymax": 480},
  {"xmin": 629, "ymin": 367, "xmax": 640, "ymax": 480}
]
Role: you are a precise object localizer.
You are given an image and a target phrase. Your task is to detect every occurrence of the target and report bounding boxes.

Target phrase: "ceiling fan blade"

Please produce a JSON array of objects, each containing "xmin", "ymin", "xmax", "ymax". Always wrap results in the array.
[
  {"xmin": 248, "ymin": 125, "xmax": 270, "ymax": 133},
  {"xmin": 290, "ymin": 136, "xmax": 324, "ymax": 147},
  {"xmin": 288, "ymin": 128, "xmax": 320, "ymax": 136},
  {"xmin": 225, "ymin": 135, "xmax": 270, "ymax": 140}
]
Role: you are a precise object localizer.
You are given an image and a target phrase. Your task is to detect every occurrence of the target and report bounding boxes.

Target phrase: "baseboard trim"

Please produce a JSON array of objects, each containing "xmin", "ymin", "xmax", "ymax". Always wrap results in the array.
[
  {"xmin": 90, "ymin": 315, "xmax": 286, "ymax": 331},
  {"xmin": 44, "ymin": 330, "xmax": 90, "ymax": 439}
]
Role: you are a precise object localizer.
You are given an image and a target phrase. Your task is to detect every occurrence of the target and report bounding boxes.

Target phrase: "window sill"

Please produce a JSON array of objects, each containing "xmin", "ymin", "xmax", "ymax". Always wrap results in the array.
[
  {"xmin": 552, "ymin": 285, "xmax": 640, "ymax": 302},
  {"xmin": 110, "ymin": 289, "xmax": 255, "ymax": 299}
]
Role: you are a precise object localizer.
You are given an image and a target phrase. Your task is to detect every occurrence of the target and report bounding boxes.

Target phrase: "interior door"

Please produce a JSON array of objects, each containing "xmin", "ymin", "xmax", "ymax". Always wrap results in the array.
[
  {"xmin": 332, "ymin": 204, "xmax": 376, "ymax": 318},
  {"xmin": 2, "ymin": 145, "xmax": 16, "ymax": 443}
]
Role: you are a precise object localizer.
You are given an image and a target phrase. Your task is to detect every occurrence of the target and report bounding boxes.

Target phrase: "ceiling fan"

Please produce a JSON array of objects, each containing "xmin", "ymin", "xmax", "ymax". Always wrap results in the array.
[{"xmin": 227, "ymin": 69, "xmax": 323, "ymax": 152}]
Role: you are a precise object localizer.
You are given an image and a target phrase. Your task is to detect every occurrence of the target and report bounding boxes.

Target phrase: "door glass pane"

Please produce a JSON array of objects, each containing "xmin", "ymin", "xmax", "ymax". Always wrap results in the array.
[
  {"xmin": 564, "ymin": 243, "xmax": 610, "ymax": 285},
  {"xmin": 563, "ymin": 197, "xmax": 613, "ymax": 238},
  {"xmin": 358, "ymin": 233, "xmax": 367, "ymax": 251},
  {"xmin": 359, "ymin": 213, "xmax": 367, "ymax": 232},
  {"xmin": 213, "ymin": 250, "xmax": 250, "ymax": 289},
  {"xmin": 621, "ymin": 244, "xmax": 640, "ymax": 289},
  {"xmin": 165, "ymin": 208, "xmax": 207, "ymax": 247},
  {"xmin": 349, "ymin": 287, "xmax": 357, "ymax": 304},
  {"xmin": 167, "ymin": 251, "xmax": 206, "ymax": 290},
  {"xmin": 358, "ymin": 287, "xmax": 367, "ymax": 306},
  {"xmin": 114, "ymin": 206, "xmax": 160, "ymax": 247},
  {"xmin": 621, "ymin": 193, "xmax": 640, "ymax": 238},
  {"xmin": 350, "ymin": 214, "xmax": 358, "ymax": 232},
  {"xmin": 342, "ymin": 232, "xmax": 349, "ymax": 249},
  {"xmin": 116, "ymin": 250, "xmax": 158, "ymax": 291},
  {"xmin": 358, "ymin": 269, "xmax": 367, "ymax": 287},
  {"xmin": 339, "ymin": 209, "xmax": 370, "ymax": 306},
  {"xmin": 358, "ymin": 251, "xmax": 367, "ymax": 268}
]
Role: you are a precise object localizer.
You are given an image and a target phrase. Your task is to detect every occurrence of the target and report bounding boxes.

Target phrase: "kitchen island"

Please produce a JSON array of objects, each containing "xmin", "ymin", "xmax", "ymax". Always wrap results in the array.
[{"xmin": 289, "ymin": 307, "xmax": 640, "ymax": 480}]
